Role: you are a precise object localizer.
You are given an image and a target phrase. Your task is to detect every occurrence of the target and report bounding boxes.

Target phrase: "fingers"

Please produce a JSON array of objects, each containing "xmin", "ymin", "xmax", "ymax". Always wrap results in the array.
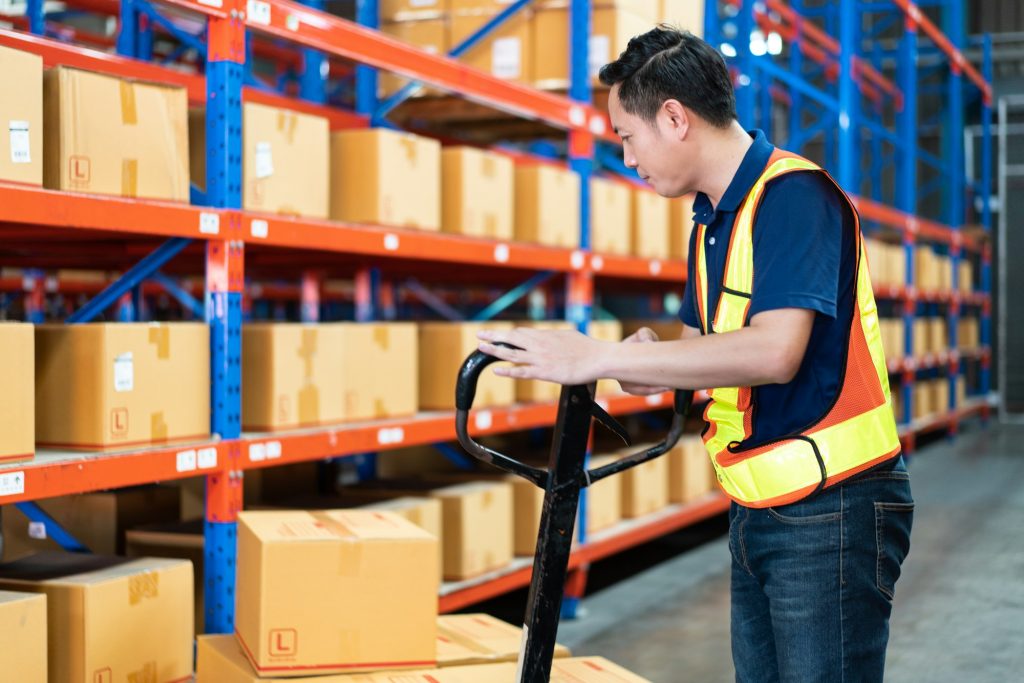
[
  {"xmin": 620, "ymin": 383, "xmax": 671, "ymax": 396},
  {"xmin": 623, "ymin": 327, "xmax": 659, "ymax": 344},
  {"xmin": 493, "ymin": 365, "xmax": 532, "ymax": 379},
  {"xmin": 477, "ymin": 342, "xmax": 521, "ymax": 363}
]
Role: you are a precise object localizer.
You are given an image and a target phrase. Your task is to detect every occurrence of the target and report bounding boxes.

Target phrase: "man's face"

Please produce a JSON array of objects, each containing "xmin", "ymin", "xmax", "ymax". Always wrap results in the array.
[{"xmin": 608, "ymin": 84, "xmax": 691, "ymax": 198}]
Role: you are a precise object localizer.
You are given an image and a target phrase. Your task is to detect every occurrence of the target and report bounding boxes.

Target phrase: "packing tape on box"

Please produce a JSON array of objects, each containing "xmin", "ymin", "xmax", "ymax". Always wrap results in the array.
[
  {"xmin": 151, "ymin": 412, "xmax": 168, "ymax": 443},
  {"xmin": 299, "ymin": 328, "xmax": 318, "ymax": 378},
  {"xmin": 482, "ymin": 155, "xmax": 496, "ymax": 178},
  {"xmin": 374, "ymin": 398, "xmax": 387, "ymax": 419},
  {"xmin": 373, "ymin": 325, "xmax": 391, "ymax": 351},
  {"xmin": 148, "ymin": 325, "xmax": 170, "ymax": 359},
  {"xmin": 276, "ymin": 110, "xmax": 298, "ymax": 144},
  {"xmin": 399, "ymin": 137, "xmax": 418, "ymax": 162},
  {"xmin": 298, "ymin": 383, "xmax": 320, "ymax": 425},
  {"xmin": 122, "ymin": 159, "xmax": 138, "ymax": 198},
  {"xmin": 484, "ymin": 214, "xmax": 498, "ymax": 237},
  {"xmin": 120, "ymin": 81, "xmax": 138, "ymax": 125},
  {"xmin": 128, "ymin": 570, "xmax": 160, "ymax": 605}
]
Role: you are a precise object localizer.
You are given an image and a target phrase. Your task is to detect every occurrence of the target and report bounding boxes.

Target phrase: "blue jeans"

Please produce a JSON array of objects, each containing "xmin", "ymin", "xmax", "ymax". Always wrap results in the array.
[{"xmin": 729, "ymin": 457, "xmax": 914, "ymax": 683}]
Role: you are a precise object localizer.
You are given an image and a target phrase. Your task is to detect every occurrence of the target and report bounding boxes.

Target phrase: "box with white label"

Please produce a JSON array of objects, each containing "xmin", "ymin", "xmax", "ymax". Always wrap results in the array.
[
  {"xmin": 35, "ymin": 323, "xmax": 209, "ymax": 450},
  {"xmin": 0, "ymin": 45, "xmax": 43, "ymax": 186},
  {"xmin": 451, "ymin": 9, "xmax": 534, "ymax": 84}
]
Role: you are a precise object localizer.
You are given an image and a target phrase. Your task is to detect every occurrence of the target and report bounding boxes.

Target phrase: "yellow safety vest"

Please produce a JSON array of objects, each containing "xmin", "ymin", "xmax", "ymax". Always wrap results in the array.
[{"xmin": 694, "ymin": 149, "xmax": 901, "ymax": 508}]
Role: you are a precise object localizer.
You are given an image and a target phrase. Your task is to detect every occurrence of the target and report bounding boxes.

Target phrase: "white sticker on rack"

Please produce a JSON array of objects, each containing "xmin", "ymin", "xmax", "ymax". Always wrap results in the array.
[
  {"xmin": 377, "ymin": 427, "xmax": 405, "ymax": 446},
  {"xmin": 589, "ymin": 115, "xmax": 607, "ymax": 136},
  {"xmin": 588, "ymin": 35, "xmax": 610, "ymax": 77},
  {"xmin": 492, "ymin": 37, "xmax": 522, "ymax": 80},
  {"xmin": 9, "ymin": 121, "xmax": 30, "ymax": 164},
  {"xmin": 410, "ymin": 0, "xmax": 438, "ymax": 7},
  {"xmin": 649, "ymin": 260, "xmax": 663, "ymax": 276},
  {"xmin": 645, "ymin": 393, "xmax": 665, "ymax": 406},
  {"xmin": 591, "ymin": 255, "xmax": 604, "ymax": 271},
  {"xmin": 249, "ymin": 443, "xmax": 267, "ymax": 462},
  {"xmin": 251, "ymin": 219, "xmax": 269, "ymax": 239},
  {"xmin": 197, "ymin": 0, "xmax": 223, "ymax": 7},
  {"xmin": 176, "ymin": 449, "xmax": 197, "ymax": 473},
  {"xmin": 114, "ymin": 352, "xmax": 134, "ymax": 392},
  {"xmin": 569, "ymin": 105, "xmax": 586, "ymax": 128},
  {"xmin": 247, "ymin": 0, "xmax": 271, "ymax": 25},
  {"xmin": 384, "ymin": 234, "xmax": 400, "ymax": 251},
  {"xmin": 266, "ymin": 441, "xmax": 282, "ymax": 460},
  {"xmin": 200, "ymin": 212, "xmax": 220, "ymax": 235},
  {"xmin": 28, "ymin": 522, "xmax": 46, "ymax": 540},
  {"xmin": 494, "ymin": 244, "xmax": 510, "ymax": 263},
  {"xmin": 255, "ymin": 142, "xmax": 274, "ymax": 179},
  {"xmin": 198, "ymin": 447, "xmax": 218, "ymax": 469},
  {"xmin": 474, "ymin": 410, "xmax": 493, "ymax": 430},
  {"xmin": 0, "ymin": 471, "xmax": 25, "ymax": 497},
  {"xmin": 571, "ymin": 251, "xmax": 586, "ymax": 270},
  {"xmin": 286, "ymin": 13, "xmax": 300, "ymax": 31}
]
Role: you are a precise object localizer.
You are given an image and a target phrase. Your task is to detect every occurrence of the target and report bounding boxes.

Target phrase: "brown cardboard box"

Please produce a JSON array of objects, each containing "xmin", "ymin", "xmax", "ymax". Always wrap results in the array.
[
  {"xmin": 441, "ymin": 146, "xmax": 515, "ymax": 239},
  {"xmin": 380, "ymin": 20, "xmax": 449, "ymax": 97},
  {"xmin": 668, "ymin": 436, "xmax": 716, "ymax": 503},
  {"xmin": 915, "ymin": 247, "xmax": 939, "ymax": 291},
  {"xmin": 957, "ymin": 375, "xmax": 967, "ymax": 407},
  {"xmin": 660, "ymin": 0, "xmax": 704, "ymax": 35},
  {"xmin": 669, "ymin": 193, "xmax": 696, "ymax": 261},
  {"xmin": 865, "ymin": 238, "xmax": 888, "ymax": 286},
  {"xmin": 235, "ymin": 510, "xmax": 438, "ymax": 676},
  {"xmin": 533, "ymin": 7, "xmax": 654, "ymax": 88},
  {"xmin": 515, "ymin": 320, "xmax": 574, "ymax": 403},
  {"xmin": 436, "ymin": 613, "xmax": 570, "ymax": 666},
  {"xmin": 0, "ymin": 323, "xmax": 33, "ymax": 464},
  {"xmin": 451, "ymin": 9, "xmax": 533, "ymax": 84},
  {"xmin": 622, "ymin": 319, "xmax": 684, "ymax": 341},
  {"xmin": 589, "ymin": 320, "xmax": 624, "ymax": 397},
  {"xmin": 0, "ymin": 590, "xmax": 47, "ymax": 682},
  {"xmin": 912, "ymin": 319, "xmax": 928, "ymax": 358},
  {"xmin": 616, "ymin": 444, "xmax": 669, "ymax": 517},
  {"xmin": 381, "ymin": 0, "xmax": 446, "ymax": 22},
  {"xmin": 337, "ymin": 322, "xmax": 419, "ymax": 421},
  {"xmin": 932, "ymin": 378, "xmax": 950, "ymax": 415},
  {"xmin": 591, "ymin": 176, "xmax": 632, "ymax": 256},
  {"xmin": 44, "ymin": 66, "xmax": 188, "ymax": 200},
  {"xmin": 887, "ymin": 243, "xmax": 907, "ymax": 288},
  {"xmin": 937, "ymin": 255, "xmax": 953, "ymax": 292},
  {"xmin": 913, "ymin": 382, "xmax": 932, "ymax": 420},
  {"xmin": 124, "ymin": 519, "xmax": 205, "ymax": 635},
  {"xmin": 358, "ymin": 497, "xmax": 444, "ymax": 581},
  {"xmin": 928, "ymin": 317, "xmax": 948, "ymax": 353},
  {"xmin": 587, "ymin": 454, "xmax": 623, "ymax": 533},
  {"xmin": 0, "ymin": 553, "xmax": 193, "ymax": 683},
  {"xmin": 632, "ymin": 188, "xmax": 671, "ymax": 259},
  {"xmin": 515, "ymin": 164, "xmax": 580, "ymax": 248},
  {"xmin": 0, "ymin": 46, "xmax": 43, "ymax": 186},
  {"xmin": 2, "ymin": 486, "xmax": 180, "ymax": 561},
  {"xmin": 419, "ymin": 322, "xmax": 514, "ymax": 410},
  {"xmin": 331, "ymin": 128, "xmax": 441, "ymax": 230},
  {"xmin": 431, "ymin": 482, "xmax": 514, "ymax": 579},
  {"xmin": 35, "ymin": 323, "xmax": 209, "ymax": 450},
  {"xmin": 959, "ymin": 317, "xmax": 980, "ymax": 349},
  {"xmin": 959, "ymin": 260, "xmax": 974, "ymax": 293}
]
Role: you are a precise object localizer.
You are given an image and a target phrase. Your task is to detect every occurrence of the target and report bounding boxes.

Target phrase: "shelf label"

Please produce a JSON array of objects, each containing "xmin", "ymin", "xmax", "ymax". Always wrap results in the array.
[
  {"xmin": 199, "ymin": 212, "xmax": 220, "ymax": 235},
  {"xmin": 645, "ymin": 394, "xmax": 665, "ymax": 407},
  {"xmin": 494, "ymin": 244, "xmax": 510, "ymax": 263},
  {"xmin": 492, "ymin": 37, "xmax": 522, "ymax": 80},
  {"xmin": 384, "ymin": 234, "xmax": 400, "ymax": 251},
  {"xmin": 9, "ymin": 121, "xmax": 30, "ymax": 164},
  {"xmin": 113, "ymin": 353, "xmax": 134, "ymax": 392},
  {"xmin": 589, "ymin": 115, "xmax": 607, "ymax": 136},
  {"xmin": 286, "ymin": 13, "xmax": 300, "ymax": 31},
  {"xmin": 377, "ymin": 427, "xmax": 405, "ymax": 446},
  {"xmin": 255, "ymin": 141, "xmax": 274, "ymax": 179},
  {"xmin": 247, "ymin": 0, "xmax": 271, "ymax": 25},
  {"xmin": 0, "ymin": 471, "xmax": 25, "ymax": 497},
  {"xmin": 176, "ymin": 449, "xmax": 197, "ymax": 473},
  {"xmin": 571, "ymin": 251, "xmax": 585, "ymax": 270},
  {"xmin": 569, "ymin": 106, "xmax": 586, "ymax": 127},
  {"xmin": 198, "ymin": 447, "xmax": 218, "ymax": 469},
  {"xmin": 197, "ymin": 0, "xmax": 223, "ymax": 7},
  {"xmin": 249, "ymin": 443, "xmax": 267, "ymax": 462},
  {"xmin": 649, "ymin": 260, "xmax": 663, "ymax": 276},
  {"xmin": 591, "ymin": 255, "xmax": 604, "ymax": 271},
  {"xmin": 28, "ymin": 521, "xmax": 46, "ymax": 540},
  {"xmin": 251, "ymin": 219, "xmax": 269, "ymax": 239},
  {"xmin": 588, "ymin": 35, "xmax": 610, "ymax": 78},
  {"xmin": 266, "ymin": 441, "xmax": 282, "ymax": 460},
  {"xmin": 474, "ymin": 410, "xmax": 493, "ymax": 430}
]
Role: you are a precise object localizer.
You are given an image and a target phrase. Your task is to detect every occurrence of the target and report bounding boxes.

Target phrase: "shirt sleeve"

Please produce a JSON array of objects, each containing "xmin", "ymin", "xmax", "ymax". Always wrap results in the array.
[
  {"xmin": 678, "ymin": 223, "xmax": 701, "ymax": 328},
  {"xmin": 748, "ymin": 171, "xmax": 844, "ymax": 320}
]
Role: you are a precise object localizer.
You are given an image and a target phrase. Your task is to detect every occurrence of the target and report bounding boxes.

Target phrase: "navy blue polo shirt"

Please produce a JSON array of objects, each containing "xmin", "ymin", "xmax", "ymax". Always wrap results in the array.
[{"xmin": 678, "ymin": 130, "xmax": 856, "ymax": 444}]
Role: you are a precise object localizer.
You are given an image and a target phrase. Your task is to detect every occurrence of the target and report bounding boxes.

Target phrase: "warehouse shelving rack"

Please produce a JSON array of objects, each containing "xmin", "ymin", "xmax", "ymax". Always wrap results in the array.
[{"xmin": 0, "ymin": 0, "xmax": 993, "ymax": 634}]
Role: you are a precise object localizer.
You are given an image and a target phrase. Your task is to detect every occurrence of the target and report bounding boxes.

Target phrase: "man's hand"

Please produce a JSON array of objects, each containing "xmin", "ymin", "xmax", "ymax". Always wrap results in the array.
[
  {"xmin": 476, "ymin": 327, "xmax": 608, "ymax": 386},
  {"xmin": 618, "ymin": 327, "xmax": 671, "ymax": 396}
]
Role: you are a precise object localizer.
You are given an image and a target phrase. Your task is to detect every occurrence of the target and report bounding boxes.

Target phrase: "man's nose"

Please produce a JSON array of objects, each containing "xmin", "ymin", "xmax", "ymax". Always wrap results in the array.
[{"xmin": 623, "ymin": 152, "xmax": 638, "ymax": 169}]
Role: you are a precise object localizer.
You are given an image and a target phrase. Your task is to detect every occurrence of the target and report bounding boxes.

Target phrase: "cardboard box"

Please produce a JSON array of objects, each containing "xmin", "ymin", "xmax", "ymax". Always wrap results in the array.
[
  {"xmin": 0, "ymin": 323, "xmax": 34, "ymax": 464},
  {"xmin": 589, "ymin": 320, "xmax": 624, "ymax": 397},
  {"xmin": 515, "ymin": 320, "xmax": 574, "ymax": 403},
  {"xmin": 957, "ymin": 375, "xmax": 967, "ymax": 407},
  {"xmin": 44, "ymin": 66, "xmax": 189, "ymax": 200},
  {"xmin": 124, "ymin": 519, "xmax": 205, "ymax": 635},
  {"xmin": 887, "ymin": 243, "xmax": 907, "ymax": 288},
  {"xmin": 358, "ymin": 497, "xmax": 444, "ymax": 581},
  {"xmin": 235, "ymin": 510, "xmax": 439, "ymax": 676},
  {"xmin": 616, "ymin": 444, "xmax": 669, "ymax": 517},
  {"xmin": 35, "ymin": 323, "xmax": 209, "ymax": 450},
  {"xmin": 451, "ymin": 10, "xmax": 533, "ymax": 84},
  {"xmin": 515, "ymin": 164, "xmax": 580, "ymax": 248},
  {"xmin": 533, "ymin": 7, "xmax": 654, "ymax": 88},
  {"xmin": 431, "ymin": 482, "xmax": 514, "ymax": 579},
  {"xmin": 331, "ymin": 128, "xmax": 441, "ymax": 230},
  {"xmin": 2, "ymin": 486, "xmax": 180, "ymax": 562},
  {"xmin": 928, "ymin": 317, "xmax": 948, "ymax": 353},
  {"xmin": 622, "ymin": 319, "xmax": 684, "ymax": 341},
  {"xmin": 669, "ymin": 193, "xmax": 696, "ymax": 261},
  {"xmin": 668, "ymin": 436, "xmax": 716, "ymax": 503},
  {"xmin": 959, "ymin": 317, "xmax": 980, "ymax": 350},
  {"xmin": 660, "ymin": 0, "xmax": 704, "ymax": 35},
  {"xmin": 912, "ymin": 319, "xmax": 928, "ymax": 358},
  {"xmin": 913, "ymin": 382, "xmax": 932, "ymax": 420},
  {"xmin": 243, "ymin": 323, "xmax": 418, "ymax": 429},
  {"xmin": 632, "ymin": 188, "xmax": 671, "ymax": 259},
  {"xmin": 865, "ymin": 238, "xmax": 889, "ymax": 286},
  {"xmin": 915, "ymin": 247, "xmax": 939, "ymax": 291},
  {"xmin": 587, "ymin": 454, "xmax": 623, "ymax": 533},
  {"xmin": 381, "ymin": 0, "xmax": 446, "ymax": 22},
  {"xmin": 0, "ymin": 46, "xmax": 43, "ymax": 186},
  {"xmin": 436, "ymin": 613, "xmax": 570, "ymax": 666},
  {"xmin": 590, "ymin": 176, "xmax": 632, "ymax": 256},
  {"xmin": 0, "ymin": 553, "xmax": 193, "ymax": 683},
  {"xmin": 0, "ymin": 590, "xmax": 47, "ymax": 682},
  {"xmin": 441, "ymin": 146, "xmax": 515, "ymax": 239},
  {"xmin": 380, "ymin": 20, "xmax": 449, "ymax": 97},
  {"xmin": 937, "ymin": 255, "xmax": 953, "ymax": 292},
  {"xmin": 419, "ymin": 322, "xmax": 514, "ymax": 410},
  {"xmin": 959, "ymin": 260, "xmax": 974, "ymax": 293}
]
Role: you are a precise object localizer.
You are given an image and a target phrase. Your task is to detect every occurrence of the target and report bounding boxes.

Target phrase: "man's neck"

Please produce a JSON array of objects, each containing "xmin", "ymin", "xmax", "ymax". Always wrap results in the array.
[{"xmin": 698, "ymin": 122, "xmax": 754, "ymax": 210}]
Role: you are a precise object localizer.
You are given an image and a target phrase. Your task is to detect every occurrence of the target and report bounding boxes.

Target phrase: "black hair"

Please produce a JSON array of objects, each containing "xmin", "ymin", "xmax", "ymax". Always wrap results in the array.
[{"xmin": 598, "ymin": 26, "xmax": 737, "ymax": 129}]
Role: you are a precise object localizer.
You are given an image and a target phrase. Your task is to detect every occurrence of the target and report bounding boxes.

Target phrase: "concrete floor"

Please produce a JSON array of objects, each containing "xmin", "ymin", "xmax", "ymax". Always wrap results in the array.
[{"xmin": 558, "ymin": 423, "xmax": 1024, "ymax": 682}]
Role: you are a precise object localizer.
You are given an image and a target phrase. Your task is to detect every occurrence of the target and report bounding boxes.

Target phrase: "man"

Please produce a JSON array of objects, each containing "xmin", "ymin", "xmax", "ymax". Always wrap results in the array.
[{"xmin": 477, "ymin": 27, "xmax": 914, "ymax": 682}]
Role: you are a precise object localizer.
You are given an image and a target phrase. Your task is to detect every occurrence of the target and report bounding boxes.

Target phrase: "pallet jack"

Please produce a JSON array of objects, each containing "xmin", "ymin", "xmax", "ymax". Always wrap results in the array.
[{"xmin": 455, "ymin": 343, "xmax": 693, "ymax": 682}]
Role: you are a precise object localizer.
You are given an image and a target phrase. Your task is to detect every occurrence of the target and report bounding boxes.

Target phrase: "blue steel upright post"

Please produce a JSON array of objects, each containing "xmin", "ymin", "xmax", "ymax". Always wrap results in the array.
[
  {"xmin": 836, "ymin": 0, "xmax": 858, "ymax": 194},
  {"xmin": 734, "ymin": 0, "xmax": 756, "ymax": 128},
  {"xmin": 355, "ymin": 0, "xmax": 380, "ymax": 115},
  {"xmin": 203, "ymin": 0, "xmax": 246, "ymax": 635},
  {"xmin": 980, "ymin": 34, "xmax": 993, "ymax": 407},
  {"xmin": 300, "ymin": 0, "xmax": 328, "ymax": 103},
  {"xmin": 944, "ymin": 0, "xmax": 965, "ymax": 424},
  {"xmin": 896, "ymin": 9, "xmax": 918, "ymax": 429}
]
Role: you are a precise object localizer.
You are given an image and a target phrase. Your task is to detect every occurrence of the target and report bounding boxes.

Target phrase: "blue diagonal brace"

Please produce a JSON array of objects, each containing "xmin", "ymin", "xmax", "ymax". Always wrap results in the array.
[
  {"xmin": 404, "ymin": 279, "xmax": 465, "ymax": 321},
  {"xmin": 595, "ymin": 143, "xmax": 642, "ymax": 183},
  {"xmin": 14, "ymin": 502, "xmax": 90, "ymax": 553},
  {"xmin": 473, "ymin": 271, "xmax": 555, "ymax": 322},
  {"xmin": 134, "ymin": 0, "xmax": 208, "ymax": 56},
  {"xmin": 152, "ymin": 271, "xmax": 205, "ymax": 319},
  {"xmin": 432, "ymin": 442, "xmax": 476, "ymax": 471},
  {"xmin": 67, "ymin": 238, "xmax": 192, "ymax": 323},
  {"xmin": 373, "ymin": 0, "xmax": 535, "ymax": 124}
]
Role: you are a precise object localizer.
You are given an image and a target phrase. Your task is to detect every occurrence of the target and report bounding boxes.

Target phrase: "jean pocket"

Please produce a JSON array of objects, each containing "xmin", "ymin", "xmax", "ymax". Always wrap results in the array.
[
  {"xmin": 767, "ymin": 493, "xmax": 844, "ymax": 525},
  {"xmin": 875, "ymin": 502, "xmax": 914, "ymax": 600}
]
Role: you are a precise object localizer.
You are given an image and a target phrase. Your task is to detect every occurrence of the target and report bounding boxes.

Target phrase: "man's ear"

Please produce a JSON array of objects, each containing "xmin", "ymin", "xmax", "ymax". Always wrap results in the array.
[{"xmin": 662, "ymin": 99, "xmax": 690, "ymax": 140}]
